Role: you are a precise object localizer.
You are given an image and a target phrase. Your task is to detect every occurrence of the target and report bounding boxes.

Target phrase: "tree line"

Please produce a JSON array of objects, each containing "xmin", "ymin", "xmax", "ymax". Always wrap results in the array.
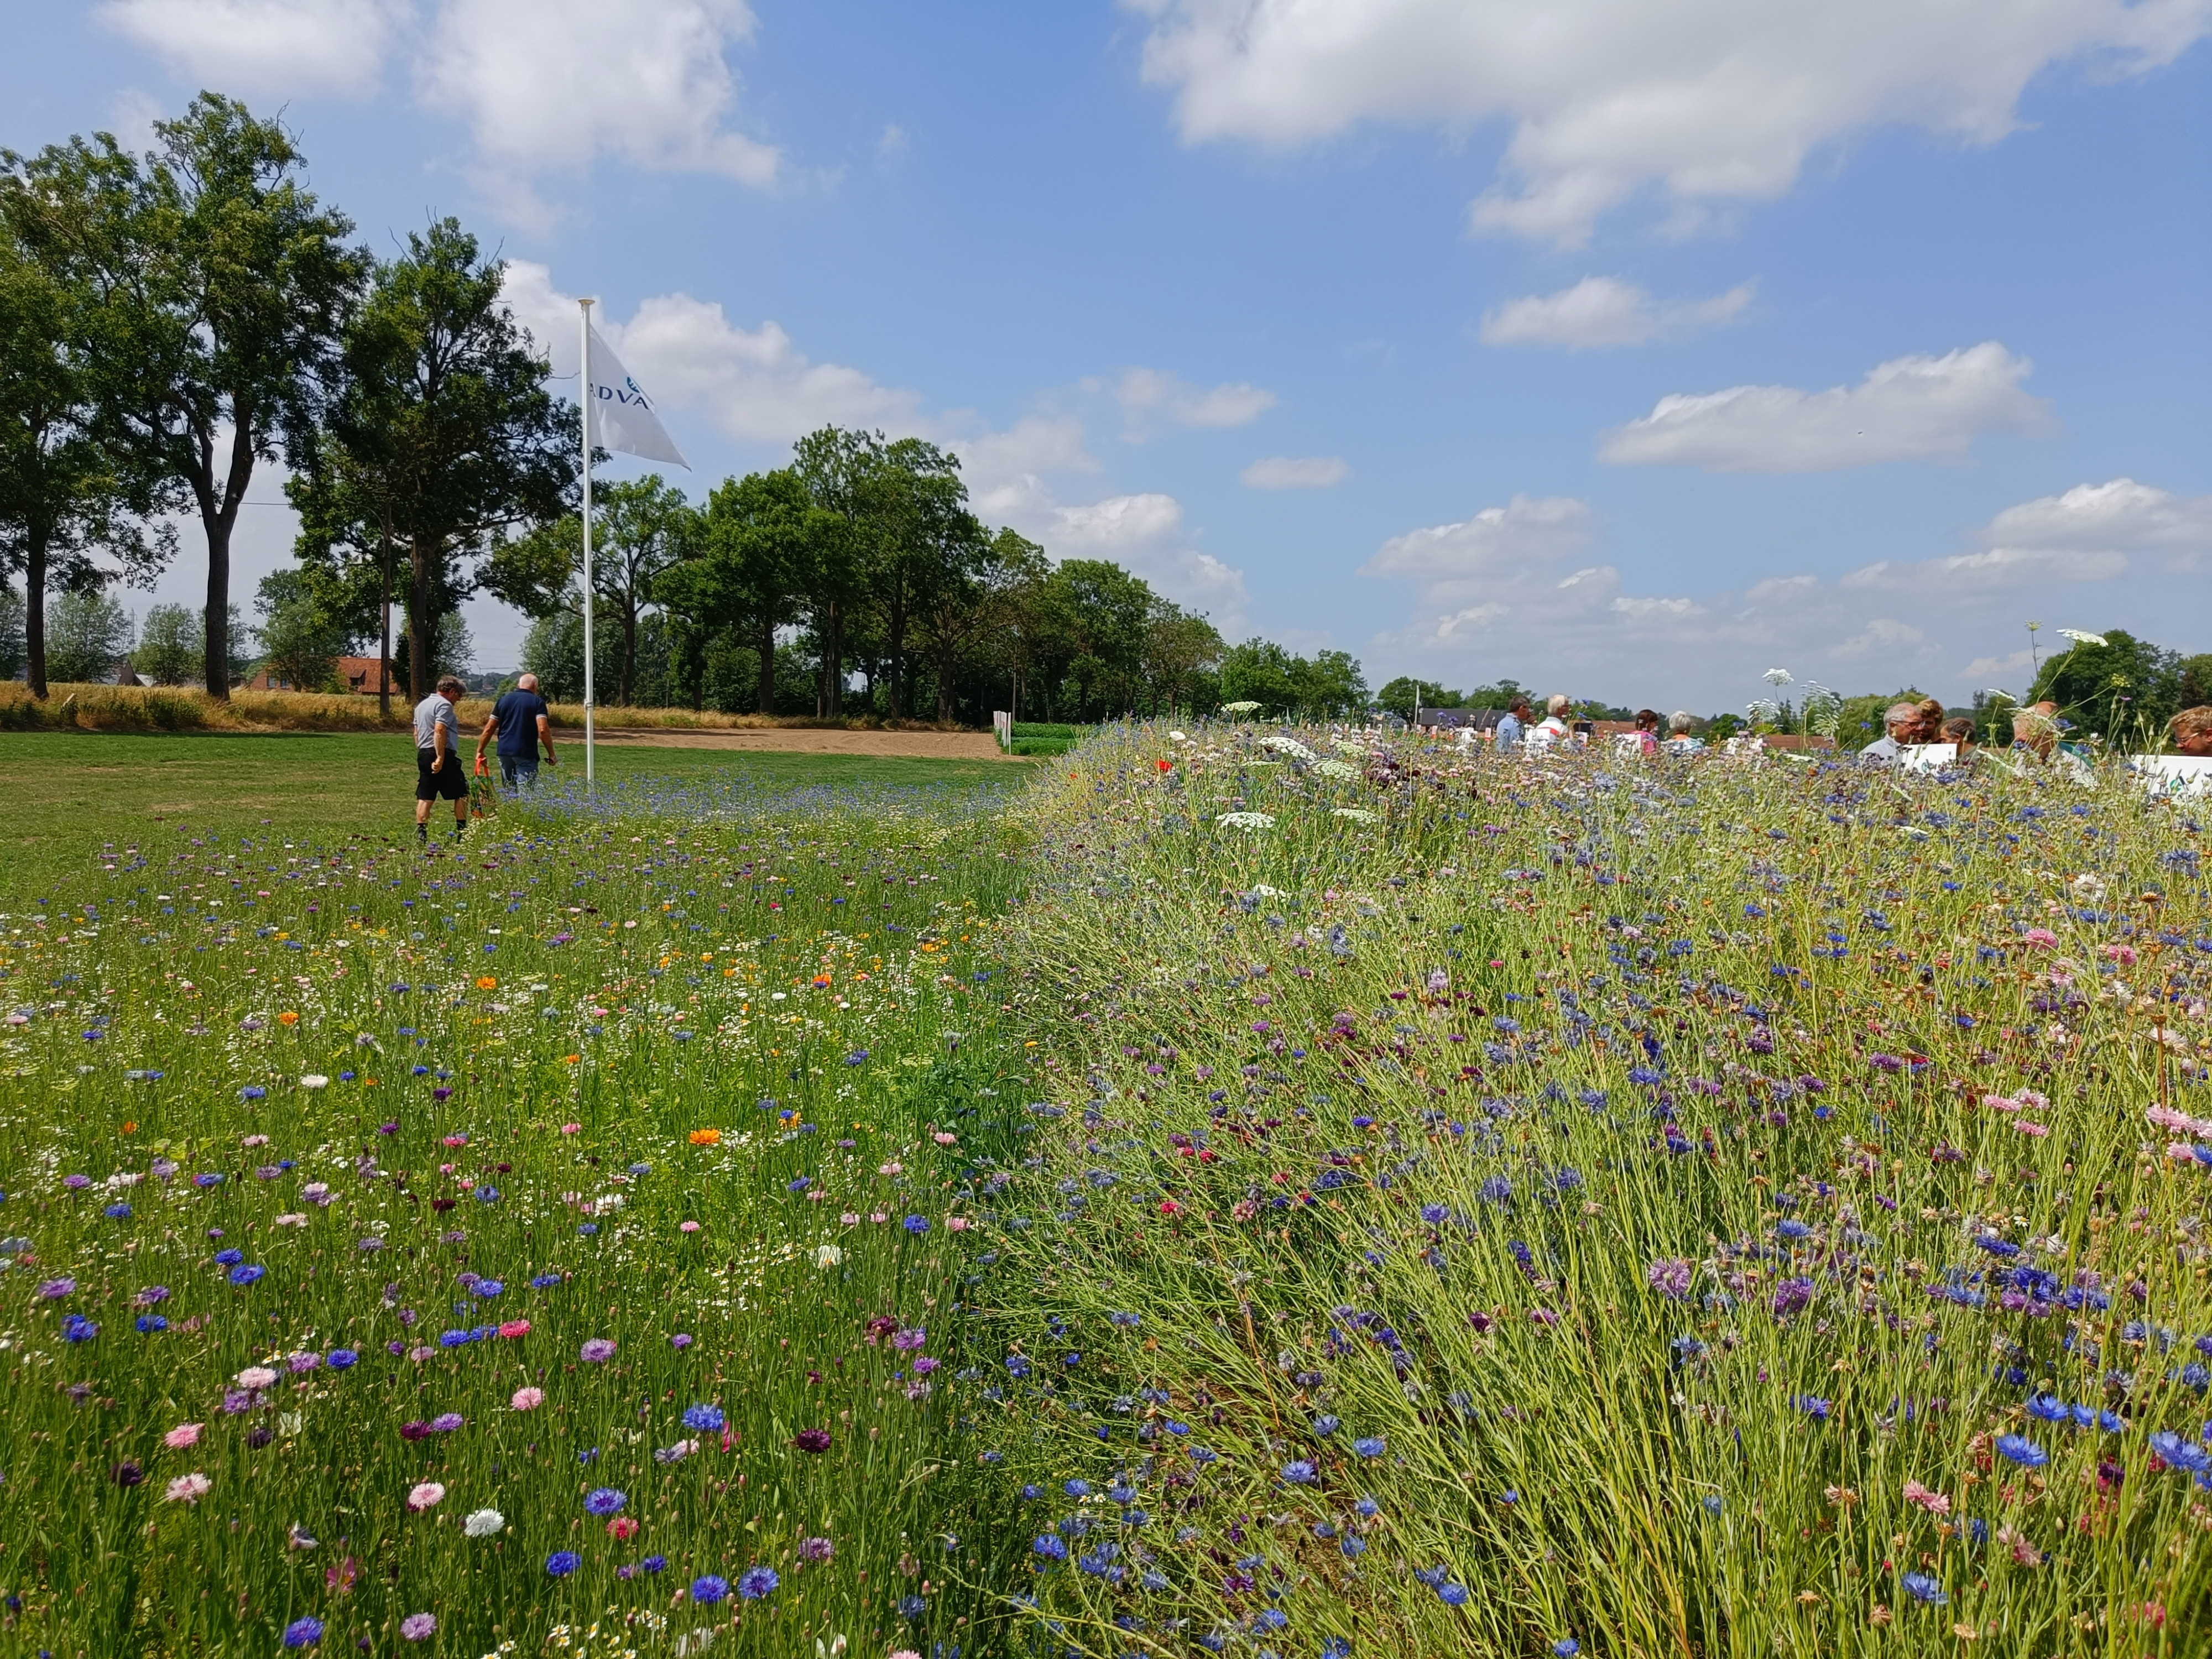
[{"xmin": 1, "ymin": 91, "xmax": 1366, "ymax": 726}]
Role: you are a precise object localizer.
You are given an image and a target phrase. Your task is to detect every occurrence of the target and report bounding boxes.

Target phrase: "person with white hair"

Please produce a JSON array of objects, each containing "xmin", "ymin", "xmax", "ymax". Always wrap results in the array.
[
  {"xmin": 1663, "ymin": 711, "xmax": 1704, "ymax": 755},
  {"xmin": 478, "ymin": 671, "xmax": 559, "ymax": 790},
  {"xmin": 1858, "ymin": 702, "xmax": 1922, "ymax": 764},
  {"xmin": 1526, "ymin": 693, "xmax": 1573, "ymax": 752}
]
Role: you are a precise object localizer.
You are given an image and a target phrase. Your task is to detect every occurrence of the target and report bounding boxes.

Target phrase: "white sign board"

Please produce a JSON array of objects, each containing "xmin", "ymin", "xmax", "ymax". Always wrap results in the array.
[
  {"xmin": 2131, "ymin": 755, "xmax": 2212, "ymax": 799},
  {"xmin": 1900, "ymin": 743, "xmax": 1959, "ymax": 773}
]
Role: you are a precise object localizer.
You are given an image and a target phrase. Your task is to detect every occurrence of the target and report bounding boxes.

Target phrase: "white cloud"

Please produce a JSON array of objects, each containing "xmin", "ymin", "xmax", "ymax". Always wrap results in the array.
[
  {"xmin": 1034, "ymin": 491, "xmax": 1251, "ymax": 631},
  {"xmin": 100, "ymin": 0, "xmax": 406, "ymax": 95},
  {"xmin": 421, "ymin": 0, "xmax": 778, "ymax": 201},
  {"xmin": 1240, "ymin": 455, "xmax": 1349, "ymax": 489},
  {"xmin": 1610, "ymin": 594, "xmax": 1701, "ymax": 619},
  {"xmin": 502, "ymin": 261, "xmax": 915, "ymax": 445},
  {"xmin": 1979, "ymin": 477, "xmax": 2212, "ymax": 566},
  {"xmin": 1842, "ymin": 546, "xmax": 2129, "ymax": 589},
  {"xmin": 1598, "ymin": 341, "xmax": 2049, "ymax": 472},
  {"xmin": 1828, "ymin": 617, "xmax": 1930, "ymax": 659},
  {"xmin": 1480, "ymin": 276, "xmax": 1754, "ymax": 348},
  {"xmin": 1960, "ymin": 647, "xmax": 2035, "ymax": 681},
  {"xmin": 1131, "ymin": 0, "xmax": 2209, "ymax": 244},
  {"xmin": 1101, "ymin": 368, "xmax": 1276, "ymax": 438},
  {"xmin": 1360, "ymin": 495, "xmax": 1594, "ymax": 585}
]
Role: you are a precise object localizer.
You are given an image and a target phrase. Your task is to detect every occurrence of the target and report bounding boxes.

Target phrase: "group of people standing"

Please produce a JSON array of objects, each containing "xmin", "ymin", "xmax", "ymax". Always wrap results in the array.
[{"xmin": 1491, "ymin": 693, "xmax": 1704, "ymax": 756}]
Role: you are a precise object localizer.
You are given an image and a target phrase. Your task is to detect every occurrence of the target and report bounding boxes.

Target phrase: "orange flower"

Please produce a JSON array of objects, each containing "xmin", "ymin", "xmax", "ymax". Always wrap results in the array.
[
  {"xmin": 121, "ymin": 1121, "xmax": 137, "ymax": 1134},
  {"xmin": 476, "ymin": 976, "xmax": 498, "ymax": 990},
  {"xmin": 561, "ymin": 1053, "xmax": 581, "ymax": 1065},
  {"xmin": 688, "ymin": 1128, "xmax": 722, "ymax": 1147},
  {"xmin": 277, "ymin": 1011, "xmax": 300, "ymax": 1026}
]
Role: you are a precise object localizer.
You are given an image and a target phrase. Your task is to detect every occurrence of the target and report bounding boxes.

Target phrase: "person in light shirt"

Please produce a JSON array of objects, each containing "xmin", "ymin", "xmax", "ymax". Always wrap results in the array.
[
  {"xmin": 1858, "ymin": 702, "xmax": 1922, "ymax": 764},
  {"xmin": 1663, "ymin": 711, "xmax": 1704, "ymax": 754},
  {"xmin": 1493, "ymin": 695, "xmax": 1531, "ymax": 753},
  {"xmin": 1526, "ymin": 693, "xmax": 1573, "ymax": 751}
]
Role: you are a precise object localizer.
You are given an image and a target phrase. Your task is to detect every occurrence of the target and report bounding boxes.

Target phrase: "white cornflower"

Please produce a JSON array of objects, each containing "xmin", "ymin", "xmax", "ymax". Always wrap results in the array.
[
  {"xmin": 814, "ymin": 1244, "xmax": 843, "ymax": 1270},
  {"xmin": 1216, "ymin": 812, "xmax": 1276, "ymax": 830},
  {"xmin": 463, "ymin": 1508, "xmax": 505, "ymax": 1537},
  {"xmin": 299, "ymin": 1074, "xmax": 329, "ymax": 1089}
]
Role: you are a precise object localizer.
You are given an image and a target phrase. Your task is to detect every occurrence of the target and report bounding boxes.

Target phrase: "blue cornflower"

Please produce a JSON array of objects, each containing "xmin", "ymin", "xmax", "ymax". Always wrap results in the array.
[
  {"xmin": 105, "ymin": 1203, "xmax": 132, "ymax": 1220},
  {"xmin": 1994, "ymin": 1434, "xmax": 2048, "ymax": 1468},
  {"xmin": 1064, "ymin": 1479, "xmax": 1092, "ymax": 1498},
  {"xmin": 1420, "ymin": 1204, "xmax": 1449, "ymax": 1223},
  {"xmin": 531, "ymin": 1273, "xmax": 562, "ymax": 1288},
  {"xmin": 584, "ymin": 1488, "xmax": 627, "ymax": 1515},
  {"xmin": 135, "ymin": 1314, "xmax": 167, "ymax": 1334},
  {"xmin": 546, "ymin": 1551, "xmax": 581, "ymax": 1577},
  {"xmin": 61, "ymin": 1314, "xmax": 98, "ymax": 1342},
  {"xmin": 327, "ymin": 1349, "xmax": 357, "ymax": 1368},
  {"xmin": 1900, "ymin": 1572, "xmax": 1947, "ymax": 1606},
  {"xmin": 1339, "ymin": 1535, "xmax": 1365, "ymax": 1557},
  {"xmin": 1437, "ymin": 1582, "xmax": 1469, "ymax": 1608},
  {"xmin": 1553, "ymin": 1642, "xmax": 1579, "ymax": 1658},
  {"xmin": 902, "ymin": 1215, "xmax": 930, "ymax": 1234},
  {"xmin": 213, "ymin": 1249, "xmax": 243, "ymax": 1266},
  {"xmin": 736, "ymin": 1565, "xmax": 778, "ymax": 1599},
  {"xmin": 1352, "ymin": 1437, "xmax": 1386, "ymax": 1458},
  {"xmin": 1281, "ymin": 1460, "xmax": 1318, "ymax": 1484},
  {"xmin": 2026, "ymin": 1394, "xmax": 2069, "ymax": 1423},
  {"xmin": 1312, "ymin": 1415, "xmax": 1340, "ymax": 1436},
  {"xmin": 227, "ymin": 1264, "xmax": 265, "ymax": 1286},
  {"xmin": 682, "ymin": 1404, "xmax": 725, "ymax": 1432},
  {"xmin": 472, "ymin": 1279, "xmax": 503, "ymax": 1297},
  {"xmin": 1034, "ymin": 1534, "xmax": 1068, "ymax": 1561},
  {"xmin": 281, "ymin": 1616, "xmax": 323, "ymax": 1647},
  {"xmin": 691, "ymin": 1575, "xmax": 729, "ymax": 1604}
]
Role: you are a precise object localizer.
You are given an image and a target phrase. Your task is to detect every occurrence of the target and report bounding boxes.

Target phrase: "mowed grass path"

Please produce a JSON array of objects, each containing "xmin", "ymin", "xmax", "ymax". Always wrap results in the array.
[{"xmin": 0, "ymin": 732, "xmax": 1027, "ymax": 875}]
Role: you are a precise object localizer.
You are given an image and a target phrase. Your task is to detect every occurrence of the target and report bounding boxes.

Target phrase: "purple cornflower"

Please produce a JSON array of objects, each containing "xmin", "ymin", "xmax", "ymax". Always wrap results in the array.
[
  {"xmin": 585, "ymin": 1487, "xmax": 627, "ymax": 1515},
  {"xmin": 580, "ymin": 1338, "xmax": 616, "ymax": 1363},
  {"xmin": 797, "ymin": 1537, "xmax": 834, "ymax": 1563},
  {"xmin": 1771, "ymin": 1277, "xmax": 1814, "ymax": 1318},
  {"xmin": 1646, "ymin": 1259, "xmax": 1693, "ymax": 1301},
  {"xmin": 429, "ymin": 1413, "xmax": 465, "ymax": 1433}
]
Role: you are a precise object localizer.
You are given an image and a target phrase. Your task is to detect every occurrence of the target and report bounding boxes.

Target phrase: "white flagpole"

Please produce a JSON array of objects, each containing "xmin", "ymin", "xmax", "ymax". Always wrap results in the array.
[{"xmin": 580, "ymin": 298, "xmax": 595, "ymax": 793}]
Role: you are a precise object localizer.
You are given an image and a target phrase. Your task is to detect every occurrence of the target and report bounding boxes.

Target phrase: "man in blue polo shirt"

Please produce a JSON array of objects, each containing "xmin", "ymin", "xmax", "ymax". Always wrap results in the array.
[{"xmin": 476, "ymin": 672, "xmax": 557, "ymax": 790}]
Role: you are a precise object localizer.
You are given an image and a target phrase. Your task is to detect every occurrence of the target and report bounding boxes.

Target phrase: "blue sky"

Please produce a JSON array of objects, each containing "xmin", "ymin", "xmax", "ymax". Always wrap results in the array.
[{"xmin": 7, "ymin": 0, "xmax": 2208, "ymax": 710}]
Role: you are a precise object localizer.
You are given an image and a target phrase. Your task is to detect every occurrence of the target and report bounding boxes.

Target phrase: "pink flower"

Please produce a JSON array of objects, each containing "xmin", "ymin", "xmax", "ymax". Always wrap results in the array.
[
  {"xmin": 510, "ymin": 1386, "xmax": 545, "ymax": 1411},
  {"xmin": 2012, "ymin": 1120, "xmax": 2049, "ymax": 1137},
  {"xmin": 932, "ymin": 1133, "xmax": 957, "ymax": 1145},
  {"xmin": 878, "ymin": 1162, "xmax": 902, "ymax": 1176},
  {"xmin": 1902, "ymin": 1479, "xmax": 1950, "ymax": 1515},
  {"xmin": 165, "ymin": 1472, "xmax": 211, "ymax": 1504},
  {"xmin": 679, "ymin": 1220, "xmax": 701, "ymax": 1234},
  {"xmin": 870, "ymin": 1212, "xmax": 889, "ymax": 1224},
  {"xmin": 606, "ymin": 1516, "xmax": 638, "ymax": 1540},
  {"xmin": 407, "ymin": 1481, "xmax": 445, "ymax": 1511},
  {"xmin": 2102, "ymin": 943, "xmax": 2137, "ymax": 966},
  {"xmin": 560, "ymin": 1122, "xmax": 581, "ymax": 1135},
  {"xmin": 163, "ymin": 1422, "xmax": 204, "ymax": 1449},
  {"xmin": 498, "ymin": 1319, "xmax": 531, "ymax": 1338},
  {"xmin": 2023, "ymin": 928, "xmax": 2059, "ymax": 949},
  {"xmin": 947, "ymin": 1216, "xmax": 969, "ymax": 1232},
  {"xmin": 840, "ymin": 1212, "xmax": 859, "ymax": 1225}
]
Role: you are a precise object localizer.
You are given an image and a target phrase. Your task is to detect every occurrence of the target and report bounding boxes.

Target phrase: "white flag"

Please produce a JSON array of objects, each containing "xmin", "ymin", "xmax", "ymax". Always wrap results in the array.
[{"xmin": 585, "ymin": 323, "xmax": 688, "ymax": 469}]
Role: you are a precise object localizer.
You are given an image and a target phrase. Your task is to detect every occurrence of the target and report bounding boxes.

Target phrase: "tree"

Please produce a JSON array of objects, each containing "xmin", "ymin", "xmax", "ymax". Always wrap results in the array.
[
  {"xmin": 2177, "ymin": 653, "xmax": 2212, "ymax": 710},
  {"xmin": 791, "ymin": 426, "xmax": 890, "ymax": 716},
  {"xmin": 2028, "ymin": 629, "xmax": 2179, "ymax": 747},
  {"xmin": 915, "ymin": 521, "xmax": 1032, "ymax": 722},
  {"xmin": 482, "ymin": 474, "xmax": 693, "ymax": 705},
  {"xmin": 133, "ymin": 602, "xmax": 201, "ymax": 684},
  {"xmin": 291, "ymin": 217, "xmax": 571, "ymax": 705},
  {"xmin": 1375, "ymin": 677, "xmax": 1460, "ymax": 719},
  {"xmin": 1297, "ymin": 649, "xmax": 1368, "ymax": 718},
  {"xmin": 254, "ymin": 568, "xmax": 344, "ymax": 691},
  {"xmin": 4, "ymin": 95, "xmax": 366, "ymax": 698},
  {"xmin": 656, "ymin": 469, "xmax": 823, "ymax": 715},
  {"xmin": 0, "ymin": 207, "xmax": 169, "ymax": 697},
  {"xmin": 44, "ymin": 586, "xmax": 132, "ymax": 682},
  {"xmin": 1044, "ymin": 559, "xmax": 1154, "ymax": 718},
  {"xmin": 0, "ymin": 585, "xmax": 24, "ymax": 681},
  {"xmin": 1140, "ymin": 601, "xmax": 1223, "ymax": 716}
]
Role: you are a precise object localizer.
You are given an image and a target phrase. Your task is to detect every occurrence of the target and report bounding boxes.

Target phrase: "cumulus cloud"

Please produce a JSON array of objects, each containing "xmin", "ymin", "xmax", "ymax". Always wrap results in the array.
[
  {"xmin": 1979, "ymin": 477, "xmax": 2212, "ymax": 568},
  {"xmin": 1480, "ymin": 277, "xmax": 1754, "ymax": 348},
  {"xmin": 1036, "ymin": 491, "xmax": 1251, "ymax": 631},
  {"xmin": 1351, "ymin": 475, "xmax": 2184, "ymax": 707},
  {"xmin": 1598, "ymin": 341, "xmax": 2049, "ymax": 472},
  {"xmin": 100, "ymin": 0, "xmax": 408, "ymax": 95},
  {"xmin": 1100, "ymin": 368, "xmax": 1276, "ymax": 439},
  {"xmin": 423, "ymin": 0, "xmax": 778, "ymax": 202},
  {"xmin": 1240, "ymin": 455, "xmax": 1349, "ymax": 489},
  {"xmin": 1131, "ymin": 0, "xmax": 2209, "ymax": 244}
]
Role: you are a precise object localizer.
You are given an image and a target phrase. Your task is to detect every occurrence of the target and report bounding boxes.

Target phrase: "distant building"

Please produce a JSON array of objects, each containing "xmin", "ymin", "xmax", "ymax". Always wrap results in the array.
[{"xmin": 337, "ymin": 657, "xmax": 400, "ymax": 696}]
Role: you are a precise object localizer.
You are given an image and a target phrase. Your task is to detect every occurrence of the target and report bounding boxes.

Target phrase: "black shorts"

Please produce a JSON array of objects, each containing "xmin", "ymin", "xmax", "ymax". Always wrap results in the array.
[{"xmin": 416, "ymin": 748, "xmax": 468, "ymax": 802}]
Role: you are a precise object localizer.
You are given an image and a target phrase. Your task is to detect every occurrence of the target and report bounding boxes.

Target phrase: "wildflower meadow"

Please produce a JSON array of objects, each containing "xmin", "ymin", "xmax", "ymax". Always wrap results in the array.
[{"xmin": 5, "ymin": 728, "xmax": 2211, "ymax": 1657}]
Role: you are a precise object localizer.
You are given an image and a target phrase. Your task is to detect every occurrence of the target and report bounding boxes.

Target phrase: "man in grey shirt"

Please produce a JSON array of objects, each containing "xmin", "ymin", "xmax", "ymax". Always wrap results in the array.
[
  {"xmin": 1856, "ymin": 702, "xmax": 1923, "ymax": 765},
  {"xmin": 414, "ymin": 675, "xmax": 471, "ymax": 841}
]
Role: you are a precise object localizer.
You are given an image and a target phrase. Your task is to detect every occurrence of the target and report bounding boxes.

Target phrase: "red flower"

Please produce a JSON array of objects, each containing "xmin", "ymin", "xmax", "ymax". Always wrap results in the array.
[
  {"xmin": 1158, "ymin": 1199, "xmax": 1182, "ymax": 1217},
  {"xmin": 1156, "ymin": 759, "xmax": 1173, "ymax": 772}
]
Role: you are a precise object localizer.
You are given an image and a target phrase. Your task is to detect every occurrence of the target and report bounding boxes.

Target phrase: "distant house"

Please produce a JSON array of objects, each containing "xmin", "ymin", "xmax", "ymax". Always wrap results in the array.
[
  {"xmin": 337, "ymin": 657, "xmax": 399, "ymax": 696},
  {"xmin": 113, "ymin": 659, "xmax": 143, "ymax": 686}
]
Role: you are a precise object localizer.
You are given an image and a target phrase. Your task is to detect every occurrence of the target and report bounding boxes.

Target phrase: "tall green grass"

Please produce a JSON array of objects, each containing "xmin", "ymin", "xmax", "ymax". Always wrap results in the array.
[{"xmin": 967, "ymin": 723, "xmax": 2212, "ymax": 1657}]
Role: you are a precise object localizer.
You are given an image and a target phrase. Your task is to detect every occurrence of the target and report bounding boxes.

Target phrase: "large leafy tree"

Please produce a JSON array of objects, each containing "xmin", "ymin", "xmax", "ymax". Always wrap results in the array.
[
  {"xmin": 291, "ymin": 217, "xmax": 573, "ymax": 704},
  {"xmin": 658, "ymin": 469, "xmax": 825, "ymax": 715},
  {"xmin": 2028, "ymin": 628, "xmax": 2180, "ymax": 747},
  {"xmin": 3, "ymin": 94, "xmax": 366, "ymax": 698},
  {"xmin": 790, "ymin": 426, "xmax": 886, "ymax": 716},
  {"xmin": 0, "ymin": 210, "xmax": 168, "ymax": 695},
  {"xmin": 915, "ymin": 523, "xmax": 1037, "ymax": 723},
  {"xmin": 482, "ymin": 474, "xmax": 693, "ymax": 706}
]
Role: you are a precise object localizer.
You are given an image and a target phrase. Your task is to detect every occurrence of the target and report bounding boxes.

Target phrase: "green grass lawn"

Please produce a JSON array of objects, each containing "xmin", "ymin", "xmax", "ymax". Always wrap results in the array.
[{"xmin": 0, "ymin": 732, "xmax": 1026, "ymax": 884}]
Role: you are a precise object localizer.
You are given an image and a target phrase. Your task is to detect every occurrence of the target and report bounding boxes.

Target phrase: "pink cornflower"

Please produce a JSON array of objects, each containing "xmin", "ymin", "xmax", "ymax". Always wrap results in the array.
[
  {"xmin": 679, "ymin": 1220, "xmax": 701, "ymax": 1233},
  {"xmin": 163, "ymin": 1422, "xmax": 204, "ymax": 1449},
  {"xmin": 560, "ymin": 1122, "xmax": 581, "ymax": 1135},
  {"xmin": 1903, "ymin": 1480, "xmax": 1950, "ymax": 1515},
  {"xmin": 947, "ymin": 1217, "xmax": 969, "ymax": 1232},
  {"xmin": 498, "ymin": 1320, "xmax": 531, "ymax": 1339},
  {"xmin": 2023, "ymin": 928, "xmax": 2058, "ymax": 948},
  {"xmin": 408, "ymin": 1481, "xmax": 445, "ymax": 1511},
  {"xmin": 511, "ymin": 1386, "xmax": 545, "ymax": 1411},
  {"xmin": 165, "ymin": 1472, "xmax": 211, "ymax": 1504}
]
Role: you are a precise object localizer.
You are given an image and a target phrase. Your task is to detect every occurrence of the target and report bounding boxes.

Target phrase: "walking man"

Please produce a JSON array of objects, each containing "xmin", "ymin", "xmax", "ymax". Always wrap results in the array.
[
  {"xmin": 478, "ymin": 671, "xmax": 557, "ymax": 790},
  {"xmin": 414, "ymin": 674, "xmax": 471, "ymax": 841}
]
